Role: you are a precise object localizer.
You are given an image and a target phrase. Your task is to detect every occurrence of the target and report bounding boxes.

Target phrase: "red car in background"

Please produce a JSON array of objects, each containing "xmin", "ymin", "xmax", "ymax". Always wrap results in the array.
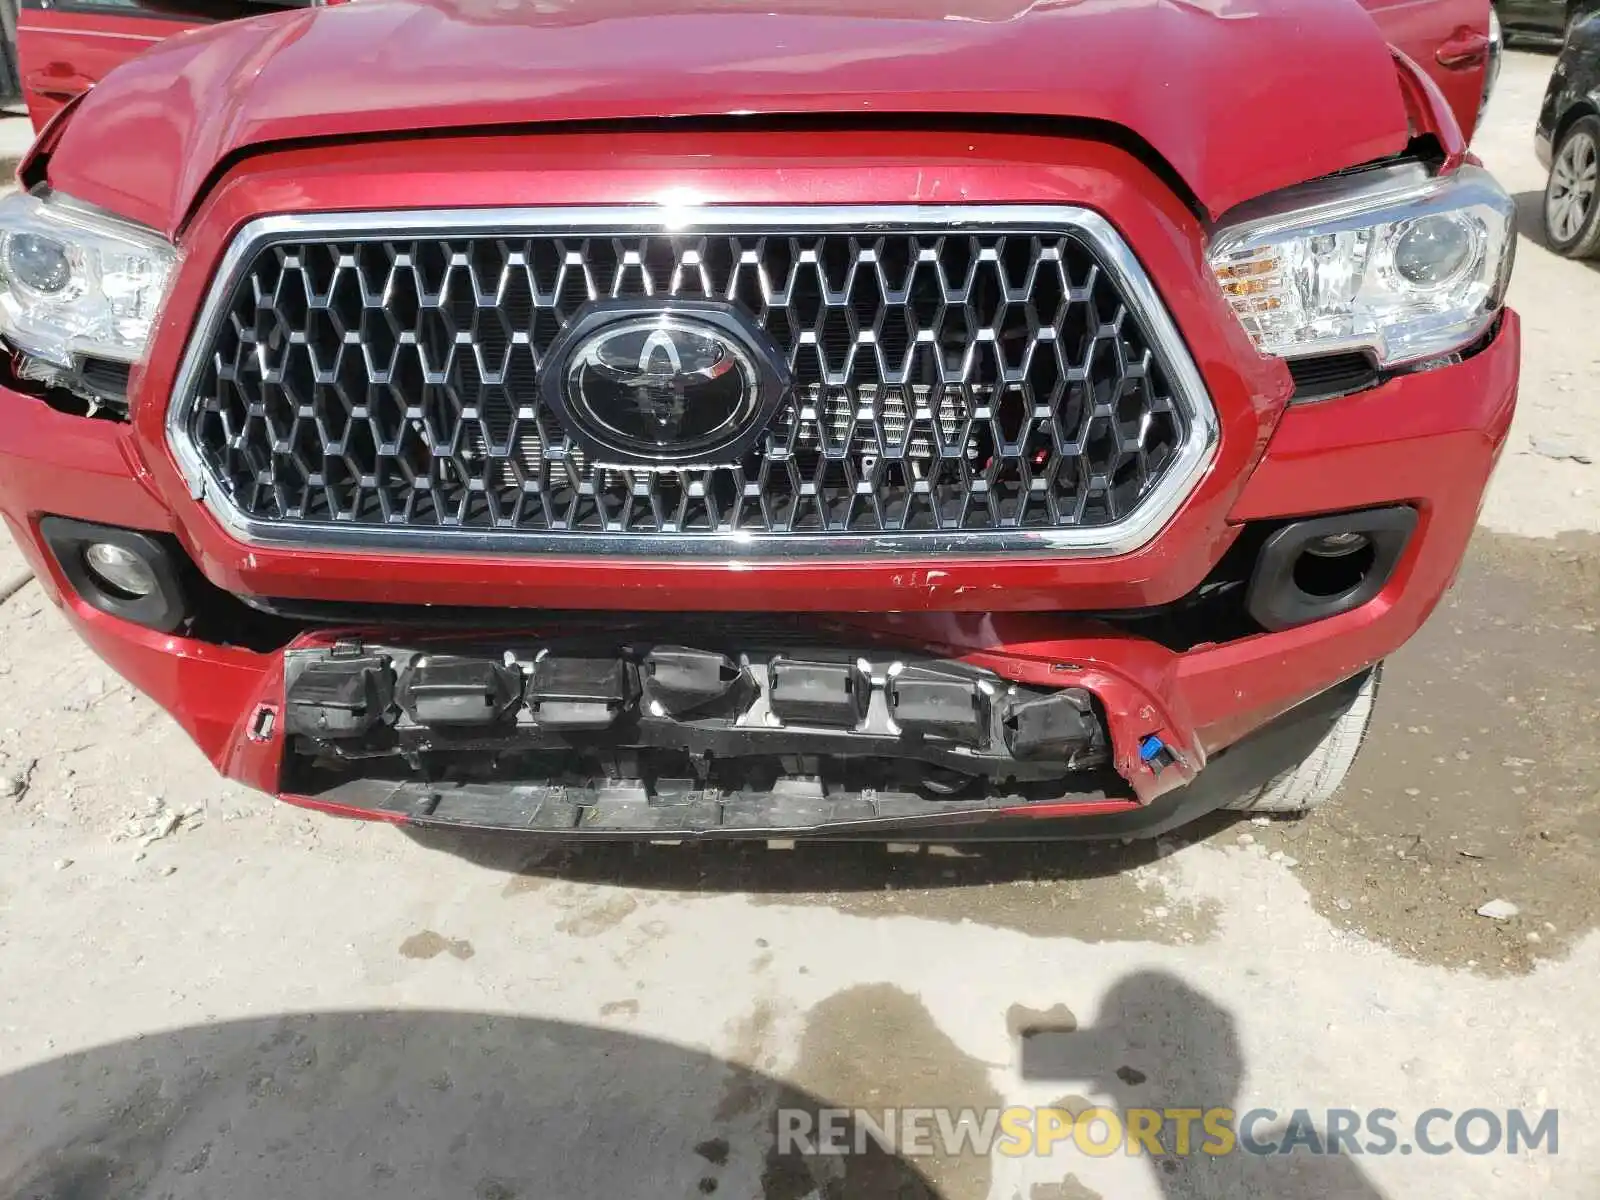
[{"xmin": 13, "ymin": 0, "xmax": 323, "ymax": 128}]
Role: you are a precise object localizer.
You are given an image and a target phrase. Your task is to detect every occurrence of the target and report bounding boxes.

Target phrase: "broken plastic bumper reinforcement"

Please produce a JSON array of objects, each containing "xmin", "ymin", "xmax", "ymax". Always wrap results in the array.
[{"xmin": 281, "ymin": 636, "xmax": 1156, "ymax": 835}]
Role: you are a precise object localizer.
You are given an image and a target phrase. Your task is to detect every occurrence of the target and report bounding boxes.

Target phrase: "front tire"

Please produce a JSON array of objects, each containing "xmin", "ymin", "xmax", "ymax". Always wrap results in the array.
[
  {"xmin": 1545, "ymin": 116, "xmax": 1600, "ymax": 258},
  {"xmin": 1224, "ymin": 666, "xmax": 1381, "ymax": 814}
]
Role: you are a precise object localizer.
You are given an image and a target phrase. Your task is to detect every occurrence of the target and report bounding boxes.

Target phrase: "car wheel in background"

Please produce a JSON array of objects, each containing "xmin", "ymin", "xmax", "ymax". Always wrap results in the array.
[
  {"xmin": 1545, "ymin": 115, "xmax": 1600, "ymax": 257},
  {"xmin": 1224, "ymin": 666, "xmax": 1381, "ymax": 814}
]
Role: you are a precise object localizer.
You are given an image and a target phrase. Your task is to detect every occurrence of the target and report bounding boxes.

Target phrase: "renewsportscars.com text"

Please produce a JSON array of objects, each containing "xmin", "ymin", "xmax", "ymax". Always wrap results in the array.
[{"xmin": 776, "ymin": 1106, "xmax": 1559, "ymax": 1158}]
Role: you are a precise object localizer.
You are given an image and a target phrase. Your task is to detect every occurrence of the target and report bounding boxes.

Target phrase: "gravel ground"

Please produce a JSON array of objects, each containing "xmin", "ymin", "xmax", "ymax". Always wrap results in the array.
[
  {"xmin": 1477, "ymin": 51, "xmax": 1600, "ymax": 538},
  {"xmin": 1, "ymin": 51, "xmax": 1598, "ymax": 1200}
]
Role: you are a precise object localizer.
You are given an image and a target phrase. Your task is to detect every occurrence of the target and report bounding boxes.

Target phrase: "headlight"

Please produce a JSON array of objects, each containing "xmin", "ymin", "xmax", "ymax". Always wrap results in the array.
[
  {"xmin": 0, "ymin": 190, "xmax": 177, "ymax": 368},
  {"xmin": 1208, "ymin": 163, "xmax": 1515, "ymax": 368}
]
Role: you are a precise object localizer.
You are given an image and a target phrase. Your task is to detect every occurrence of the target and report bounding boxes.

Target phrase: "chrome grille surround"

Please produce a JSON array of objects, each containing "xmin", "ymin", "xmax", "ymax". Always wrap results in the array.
[{"xmin": 166, "ymin": 206, "xmax": 1218, "ymax": 558}]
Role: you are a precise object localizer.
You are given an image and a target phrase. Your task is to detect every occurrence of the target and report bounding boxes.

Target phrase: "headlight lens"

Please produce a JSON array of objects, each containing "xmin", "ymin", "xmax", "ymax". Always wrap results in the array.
[
  {"xmin": 0, "ymin": 191, "xmax": 177, "ymax": 368},
  {"xmin": 1208, "ymin": 163, "xmax": 1515, "ymax": 367}
]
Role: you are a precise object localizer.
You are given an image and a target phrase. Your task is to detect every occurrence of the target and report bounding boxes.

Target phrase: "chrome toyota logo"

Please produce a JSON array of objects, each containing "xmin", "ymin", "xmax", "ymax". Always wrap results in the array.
[{"xmin": 545, "ymin": 302, "xmax": 790, "ymax": 466}]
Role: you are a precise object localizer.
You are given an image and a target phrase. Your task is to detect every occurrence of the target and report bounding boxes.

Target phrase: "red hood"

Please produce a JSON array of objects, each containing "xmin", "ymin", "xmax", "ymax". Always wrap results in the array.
[{"xmin": 46, "ymin": 0, "xmax": 1413, "ymax": 236}]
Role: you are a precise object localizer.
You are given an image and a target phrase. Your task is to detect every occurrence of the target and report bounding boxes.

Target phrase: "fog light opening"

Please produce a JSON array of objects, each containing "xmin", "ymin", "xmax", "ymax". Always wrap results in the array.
[
  {"xmin": 1243, "ymin": 506, "xmax": 1419, "ymax": 632},
  {"xmin": 39, "ymin": 517, "xmax": 191, "ymax": 634},
  {"xmin": 1291, "ymin": 537, "xmax": 1376, "ymax": 599},
  {"xmin": 83, "ymin": 542, "xmax": 159, "ymax": 600}
]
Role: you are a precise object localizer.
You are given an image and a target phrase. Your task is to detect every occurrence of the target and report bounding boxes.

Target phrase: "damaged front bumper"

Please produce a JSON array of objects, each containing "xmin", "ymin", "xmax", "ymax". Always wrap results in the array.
[
  {"xmin": 0, "ymin": 308, "xmax": 1521, "ymax": 840},
  {"xmin": 280, "ymin": 631, "xmax": 1133, "ymax": 835},
  {"xmin": 274, "ymin": 629, "xmax": 1372, "ymax": 840},
  {"xmin": 40, "ymin": 598, "xmax": 1373, "ymax": 840}
]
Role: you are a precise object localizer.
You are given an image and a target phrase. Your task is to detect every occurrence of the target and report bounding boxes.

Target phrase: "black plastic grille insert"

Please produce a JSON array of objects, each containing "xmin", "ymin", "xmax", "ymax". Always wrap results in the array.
[{"xmin": 182, "ymin": 224, "xmax": 1193, "ymax": 543}]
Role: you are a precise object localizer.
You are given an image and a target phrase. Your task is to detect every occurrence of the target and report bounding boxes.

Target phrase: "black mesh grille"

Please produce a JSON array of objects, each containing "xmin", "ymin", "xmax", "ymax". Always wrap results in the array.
[
  {"xmin": 1286, "ymin": 351, "xmax": 1380, "ymax": 402},
  {"xmin": 182, "ymin": 225, "xmax": 1192, "ymax": 542}
]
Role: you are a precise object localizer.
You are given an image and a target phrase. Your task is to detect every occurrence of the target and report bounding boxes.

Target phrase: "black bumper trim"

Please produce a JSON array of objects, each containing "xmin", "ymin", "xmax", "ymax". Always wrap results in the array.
[{"xmin": 287, "ymin": 670, "xmax": 1372, "ymax": 840}]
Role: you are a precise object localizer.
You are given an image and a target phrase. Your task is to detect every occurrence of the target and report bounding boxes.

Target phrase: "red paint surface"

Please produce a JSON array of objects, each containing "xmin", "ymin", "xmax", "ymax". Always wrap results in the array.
[
  {"xmin": 1000, "ymin": 799, "xmax": 1146, "ymax": 820},
  {"xmin": 123, "ymin": 129, "xmax": 1283, "ymax": 614},
  {"xmin": 0, "ymin": 0, "xmax": 1505, "ymax": 820},
  {"xmin": 1363, "ymin": 0, "xmax": 1493, "ymax": 141},
  {"xmin": 278, "ymin": 792, "xmax": 412, "ymax": 824},
  {"xmin": 0, "ymin": 313, "xmax": 1520, "ymax": 808},
  {"xmin": 13, "ymin": 9, "xmax": 193, "ymax": 128},
  {"xmin": 40, "ymin": 0, "xmax": 1427, "ymax": 235}
]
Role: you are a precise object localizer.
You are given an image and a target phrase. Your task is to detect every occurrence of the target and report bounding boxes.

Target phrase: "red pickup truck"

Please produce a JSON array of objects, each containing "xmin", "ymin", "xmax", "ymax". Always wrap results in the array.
[{"xmin": 0, "ymin": 0, "xmax": 1516, "ymax": 841}]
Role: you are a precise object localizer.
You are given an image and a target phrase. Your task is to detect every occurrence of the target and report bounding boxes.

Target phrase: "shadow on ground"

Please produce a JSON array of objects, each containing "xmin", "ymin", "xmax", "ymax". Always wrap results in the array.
[
  {"xmin": 1514, "ymin": 188, "xmax": 1551, "ymax": 248},
  {"xmin": 1023, "ymin": 970, "xmax": 1385, "ymax": 1199},
  {"xmin": 401, "ymin": 811, "xmax": 1248, "ymax": 896},
  {"xmin": 0, "ymin": 974, "xmax": 1385, "ymax": 1200},
  {"xmin": 0, "ymin": 1010, "xmax": 939, "ymax": 1200},
  {"xmin": 1513, "ymin": 187, "xmax": 1600, "ymax": 272}
]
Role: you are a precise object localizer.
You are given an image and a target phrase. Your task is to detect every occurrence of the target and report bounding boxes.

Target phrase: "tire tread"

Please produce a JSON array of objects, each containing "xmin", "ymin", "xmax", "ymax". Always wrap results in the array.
[{"xmin": 1225, "ymin": 666, "xmax": 1381, "ymax": 814}]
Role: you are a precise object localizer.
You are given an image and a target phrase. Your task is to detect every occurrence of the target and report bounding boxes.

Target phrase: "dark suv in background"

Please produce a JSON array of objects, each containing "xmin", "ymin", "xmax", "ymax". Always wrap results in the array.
[
  {"xmin": 1538, "ymin": 3, "xmax": 1600, "ymax": 253},
  {"xmin": 1496, "ymin": 0, "xmax": 1600, "ymax": 45}
]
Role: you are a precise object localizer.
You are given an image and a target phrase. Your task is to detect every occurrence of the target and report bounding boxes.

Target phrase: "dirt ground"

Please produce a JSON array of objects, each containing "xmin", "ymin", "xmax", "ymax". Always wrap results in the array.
[{"xmin": 1, "ymin": 50, "xmax": 1598, "ymax": 1200}]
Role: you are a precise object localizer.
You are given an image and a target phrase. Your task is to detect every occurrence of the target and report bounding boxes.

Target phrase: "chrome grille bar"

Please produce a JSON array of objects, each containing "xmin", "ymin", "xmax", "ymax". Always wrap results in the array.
[{"xmin": 166, "ymin": 205, "xmax": 1218, "ymax": 558}]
